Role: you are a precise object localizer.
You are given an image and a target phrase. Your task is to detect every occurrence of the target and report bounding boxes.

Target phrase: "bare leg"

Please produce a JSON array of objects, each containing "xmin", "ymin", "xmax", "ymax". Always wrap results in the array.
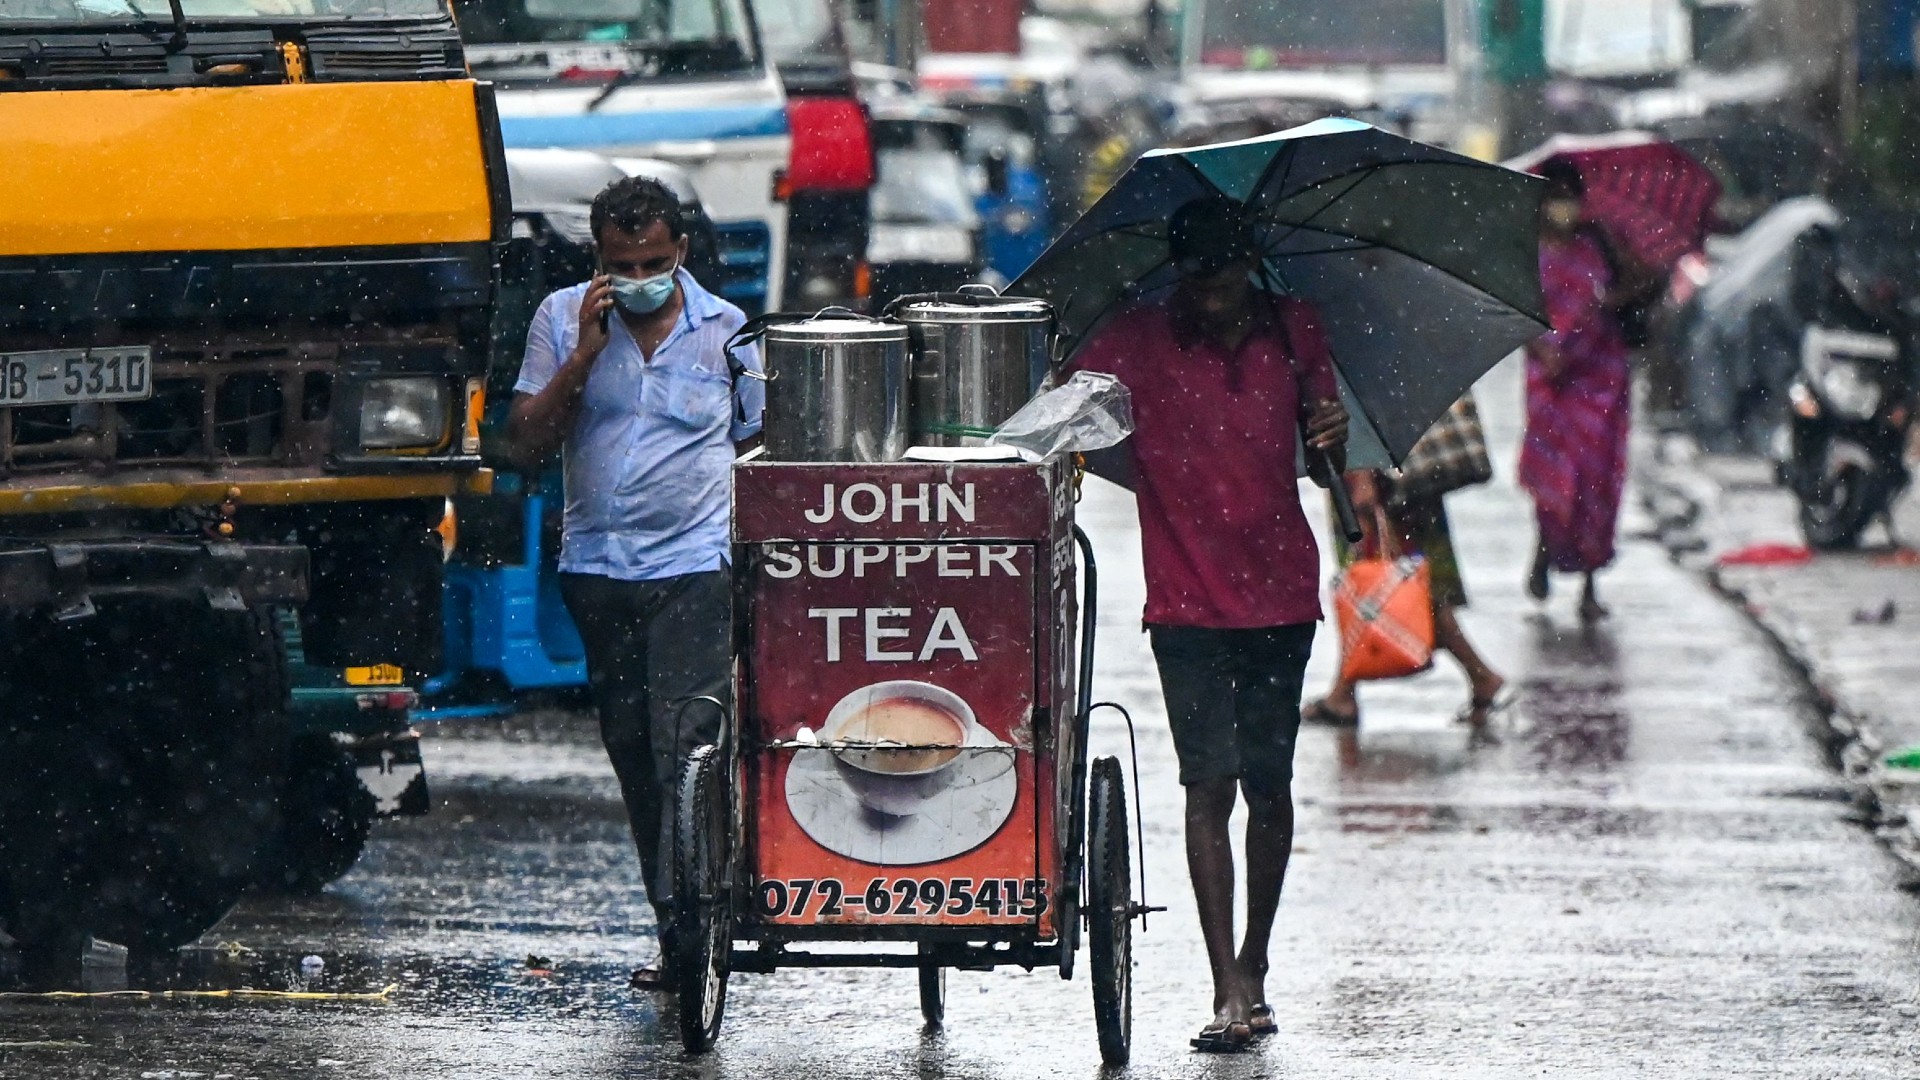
[
  {"xmin": 1580, "ymin": 573, "xmax": 1609, "ymax": 622},
  {"xmin": 1303, "ymin": 673, "xmax": 1359, "ymax": 724},
  {"xmin": 1185, "ymin": 778, "xmax": 1251, "ymax": 1029},
  {"xmin": 1320, "ymin": 676, "xmax": 1357, "ymax": 713},
  {"xmin": 1528, "ymin": 538, "xmax": 1551, "ymax": 600},
  {"xmin": 1435, "ymin": 606, "xmax": 1504, "ymax": 706},
  {"xmin": 1237, "ymin": 784, "xmax": 1294, "ymax": 1010}
]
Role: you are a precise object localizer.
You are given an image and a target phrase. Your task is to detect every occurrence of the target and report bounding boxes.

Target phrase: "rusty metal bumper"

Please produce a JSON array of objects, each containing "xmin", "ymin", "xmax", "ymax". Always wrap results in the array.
[{"xmin": 0, "ymin": 538, "xmax": 308, "ymax": 617}]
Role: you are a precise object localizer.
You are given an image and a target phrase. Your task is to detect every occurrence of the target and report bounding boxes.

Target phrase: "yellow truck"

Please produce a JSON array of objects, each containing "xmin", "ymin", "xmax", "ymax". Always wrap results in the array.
[{"xmin": 0, "ymin": 0, "xmax": 507, "ymax": 978}]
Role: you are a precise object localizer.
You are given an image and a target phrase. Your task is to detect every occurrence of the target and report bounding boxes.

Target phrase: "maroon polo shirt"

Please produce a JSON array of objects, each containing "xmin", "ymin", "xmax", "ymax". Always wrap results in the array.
[{"xmin": 1073, "ymin": 293, "xmax": 1340, "ymax": 629}]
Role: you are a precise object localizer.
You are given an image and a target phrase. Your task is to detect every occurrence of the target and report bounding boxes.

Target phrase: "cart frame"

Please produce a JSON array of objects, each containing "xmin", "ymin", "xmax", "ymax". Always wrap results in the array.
[{"xmin": 671, "ymin": 459, "xmax": 1142, "ymax": 1062}]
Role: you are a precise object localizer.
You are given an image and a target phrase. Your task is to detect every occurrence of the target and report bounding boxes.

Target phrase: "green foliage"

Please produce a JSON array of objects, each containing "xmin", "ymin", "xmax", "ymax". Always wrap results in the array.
[
  {"xmin": 1484, "ymin": 0, "xmax": 1547, "ymax": 84},
  {"xmin": 1851, "ymin": 83, "xmax": 1920, "ymax": 207}
]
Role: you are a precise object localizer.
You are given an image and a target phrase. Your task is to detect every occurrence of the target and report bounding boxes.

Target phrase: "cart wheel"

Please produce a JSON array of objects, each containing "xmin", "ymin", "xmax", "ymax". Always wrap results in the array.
[
  {"xmin": 1087, "ymin": 755, "xmax": 1132, "ymax": 1067},
  {"xmin": 917, "ymin": 944, "xmax": 945, "ymax": 1028},
  {"xmin": 672, "ymin": 744, "xmax": 731, "ymax": 1054}
]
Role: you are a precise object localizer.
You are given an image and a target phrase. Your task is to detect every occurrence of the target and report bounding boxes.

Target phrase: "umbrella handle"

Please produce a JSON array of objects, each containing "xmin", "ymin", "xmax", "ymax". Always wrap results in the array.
[
  {"xmin": 1328, "ymin": 472, "xmax": 1365, "ymax": 545},
  {"xmin": 1305, "ymin": 445, "xmax": 1364, "ymax": 544}
]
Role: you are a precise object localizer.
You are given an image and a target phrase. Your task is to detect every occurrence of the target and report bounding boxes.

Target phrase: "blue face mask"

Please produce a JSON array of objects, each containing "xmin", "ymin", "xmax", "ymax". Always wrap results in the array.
[{"xmin": 609, "ymin": 264, "xmax": 678, "ymax": 315}]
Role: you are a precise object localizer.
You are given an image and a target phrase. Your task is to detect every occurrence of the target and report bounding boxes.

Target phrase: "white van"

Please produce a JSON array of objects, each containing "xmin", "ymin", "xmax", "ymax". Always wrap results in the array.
[{"xmin": 462, "ymin": 0, "xmax": 791, "ymax": 312}]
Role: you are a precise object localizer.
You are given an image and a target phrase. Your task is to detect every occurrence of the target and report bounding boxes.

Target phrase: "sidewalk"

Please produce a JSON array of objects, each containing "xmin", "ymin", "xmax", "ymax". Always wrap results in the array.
[{"xmin": 1639, "ymin": 434, "xmax": 1920, "ymax": 864}]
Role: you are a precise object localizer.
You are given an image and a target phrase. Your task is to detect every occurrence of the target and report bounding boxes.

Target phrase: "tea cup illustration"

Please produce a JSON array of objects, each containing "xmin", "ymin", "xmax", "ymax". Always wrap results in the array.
[{"xmin": 821, "ymin": 680, "xmax": 991, "ymax": 817}]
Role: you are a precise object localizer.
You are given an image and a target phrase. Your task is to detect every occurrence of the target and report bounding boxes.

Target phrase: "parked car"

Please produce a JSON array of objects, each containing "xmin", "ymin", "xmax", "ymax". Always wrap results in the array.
[
  {"xmin": 460, "ymin": 0, "xmax": 792, "ymax": 314},
  {"xmin": 865, "ymin": 102, "xmax": 986, "ymax": 304},
  {"xmin": 946, "ymin": 95, "xmax": 1053, "ymax": 282},
  {"xmin": 758, "ymin": 0, "xmax": 877, "ymax": 310}
]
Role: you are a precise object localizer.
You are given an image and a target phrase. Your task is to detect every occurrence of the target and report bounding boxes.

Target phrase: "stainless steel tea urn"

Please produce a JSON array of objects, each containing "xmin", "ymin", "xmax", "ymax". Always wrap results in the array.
[
  {"xmin": 893, "ymin": 293, "xmax": 1054, "ymax": 446},
  {"xmin": 759, "ymin": 317, "xmax": 911, "ymax": 462}
]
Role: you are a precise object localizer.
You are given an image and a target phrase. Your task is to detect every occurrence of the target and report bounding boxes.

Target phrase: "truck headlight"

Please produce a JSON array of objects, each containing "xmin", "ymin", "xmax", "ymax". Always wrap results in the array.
[
  {"xmin": 359, "ymin": 377, "xmax": 450, "ymax": 449},
  {"xmin": 1820, "ymin": 361, "xmax": 1882, "ymax": 421}
]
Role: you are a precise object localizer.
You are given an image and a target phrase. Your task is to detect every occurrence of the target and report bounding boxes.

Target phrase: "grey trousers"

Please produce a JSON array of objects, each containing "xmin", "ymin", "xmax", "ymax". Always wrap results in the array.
[{"xmin": 560, "ymin": 570, "xmax": 730, "ymax": 936}]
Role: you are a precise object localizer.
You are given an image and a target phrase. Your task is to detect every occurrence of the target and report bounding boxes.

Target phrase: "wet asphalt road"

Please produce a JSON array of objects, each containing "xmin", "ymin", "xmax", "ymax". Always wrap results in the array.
[{"xmin": 6, "ymin": 359, "xmax": 1920, "ymax": 1078}]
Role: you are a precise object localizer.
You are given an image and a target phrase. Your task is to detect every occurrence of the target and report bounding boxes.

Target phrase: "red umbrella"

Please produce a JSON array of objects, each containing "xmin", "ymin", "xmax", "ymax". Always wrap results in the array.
[{"xmin": 1506, "ymin": 132, "xmax": 1722, "ymax": 272}]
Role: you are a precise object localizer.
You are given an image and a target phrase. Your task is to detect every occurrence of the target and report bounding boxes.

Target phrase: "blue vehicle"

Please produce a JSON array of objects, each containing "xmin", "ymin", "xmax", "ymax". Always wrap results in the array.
[
  {"xmin": 951, "ymin": 97, "xmax": 1054, "ymax": 282},
  {"xmin": 433, "ymin": 477, "xmax": 586, "ymax": 712}
]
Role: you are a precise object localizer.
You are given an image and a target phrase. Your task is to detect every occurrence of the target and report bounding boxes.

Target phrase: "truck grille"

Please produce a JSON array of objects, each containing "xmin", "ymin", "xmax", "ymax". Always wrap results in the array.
[
  {"xmin": 0, "ymin": 30, "xmax": 282, "ymax": 84},
  {"xmin": 1, "ymin": 351, "xmax": 327, "ymax": 476},
  {"xmin": 303, "ymin": 25, "xmax": 465, "ymax": 81},
  {"xmin": 36, "ymin": 56, "xmax": 170, "ymax": 76}
]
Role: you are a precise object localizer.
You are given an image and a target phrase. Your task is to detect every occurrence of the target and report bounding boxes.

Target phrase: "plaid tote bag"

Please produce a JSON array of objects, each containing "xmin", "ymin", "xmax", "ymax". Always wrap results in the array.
[{"xmin": 1389, "ymin": 392, "xmax": 1492, "ymax": 506}]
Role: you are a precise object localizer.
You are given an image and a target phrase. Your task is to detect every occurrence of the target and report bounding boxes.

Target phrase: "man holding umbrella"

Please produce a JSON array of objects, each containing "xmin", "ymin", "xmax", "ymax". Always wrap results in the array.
[
  {"xmin": 1019, "ymin": 119, "xmax": 1550, "ymax": 1050},
  {"xmin": 1071, "ymin": 195, "xmax": 1349, "ymax": 1052}
]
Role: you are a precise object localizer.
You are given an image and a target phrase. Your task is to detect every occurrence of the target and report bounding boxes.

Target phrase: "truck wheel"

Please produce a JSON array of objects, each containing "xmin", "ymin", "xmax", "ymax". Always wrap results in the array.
[
  {"xmin": 259, "ymin": 734, "xmax": 375, "ymax": 894},
  {"xmin": 0, "ymin": 602, "xmax": 289, "ymax": 963}
]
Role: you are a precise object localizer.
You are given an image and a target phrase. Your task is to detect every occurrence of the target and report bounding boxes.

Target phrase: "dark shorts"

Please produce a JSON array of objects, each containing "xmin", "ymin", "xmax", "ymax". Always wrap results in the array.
[{"xmin": 1147, "ymin": 623, "xmax": 1316, "ymax": 800}]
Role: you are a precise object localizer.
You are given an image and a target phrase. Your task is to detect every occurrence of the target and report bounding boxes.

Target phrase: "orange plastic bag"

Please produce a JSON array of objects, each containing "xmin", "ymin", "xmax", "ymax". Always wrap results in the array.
[{"xmin": 1333, "ymin": 513, "xmax": 1435, "ymax": 682}]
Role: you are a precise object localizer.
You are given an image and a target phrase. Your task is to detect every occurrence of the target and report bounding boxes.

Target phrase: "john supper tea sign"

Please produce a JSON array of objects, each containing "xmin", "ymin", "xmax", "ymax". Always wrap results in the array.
[{"xmin": 732, "ymin": 457, "xmax": 1079, "ymax": 936}]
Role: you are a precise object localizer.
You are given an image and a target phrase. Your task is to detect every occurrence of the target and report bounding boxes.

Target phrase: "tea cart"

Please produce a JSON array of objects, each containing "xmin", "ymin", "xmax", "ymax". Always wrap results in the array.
[
  {"xmin": 669, "ymin": 440, "xmax": 1142, "ymax": 1062},
  {"xmin": 666, "ymin": 296, "xmax": 1146, "ymax": 1060}
]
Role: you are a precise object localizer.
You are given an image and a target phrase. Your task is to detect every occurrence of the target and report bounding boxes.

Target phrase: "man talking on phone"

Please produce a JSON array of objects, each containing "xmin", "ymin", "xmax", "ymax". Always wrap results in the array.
[{"xmin": 506, "ymin": 176, "xmax": 763, "ymax": 988}]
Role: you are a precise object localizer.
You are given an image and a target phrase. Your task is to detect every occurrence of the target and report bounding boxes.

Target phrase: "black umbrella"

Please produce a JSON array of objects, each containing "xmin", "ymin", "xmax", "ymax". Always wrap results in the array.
[{"xmin": 1014, "ymin": 118, "xmax": 1550, "ymax": 473}]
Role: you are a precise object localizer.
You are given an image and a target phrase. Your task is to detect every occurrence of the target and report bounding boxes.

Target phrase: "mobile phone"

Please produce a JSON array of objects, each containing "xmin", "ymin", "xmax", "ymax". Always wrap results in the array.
[{"xmin": 595, "ymin": 274, "xmax": 611, "ymax": 331}]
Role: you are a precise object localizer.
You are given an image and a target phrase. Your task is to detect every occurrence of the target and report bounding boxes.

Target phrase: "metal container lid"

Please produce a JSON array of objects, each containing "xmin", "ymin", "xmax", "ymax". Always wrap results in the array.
[
  {"xmin": 893, "ymin": 296, "xmax": 1053, "ymax": 324},
  {"xmin": 763, "ymin": 317, "xmax": 909, "ymax": 341}
]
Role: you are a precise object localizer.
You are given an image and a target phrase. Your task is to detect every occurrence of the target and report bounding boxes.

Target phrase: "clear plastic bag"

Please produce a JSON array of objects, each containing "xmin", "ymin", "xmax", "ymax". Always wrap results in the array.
[{"xmin": 987, "ymin": 371, "xmax": 1135, "ymax": 461}]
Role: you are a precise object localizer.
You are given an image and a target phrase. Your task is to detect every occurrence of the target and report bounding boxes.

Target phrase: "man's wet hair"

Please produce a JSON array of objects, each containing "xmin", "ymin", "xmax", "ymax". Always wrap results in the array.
[
  {"xmin": 1170, "ymin": 195, "xmax": 1258, "ymax": 274},
  {"xmin": 590, "ymin": 176, "xmax": 686, "ymax": 244}
]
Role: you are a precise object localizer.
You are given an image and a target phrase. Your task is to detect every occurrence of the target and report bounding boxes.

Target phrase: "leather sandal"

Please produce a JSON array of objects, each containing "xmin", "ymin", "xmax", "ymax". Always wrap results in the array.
[
  {"xmin": 1191, "ymin": 1020, "xmax": 1255, "ymax": 1053},
  {"xmin": 1301, "ymin": 697, "xmax": 1360, "ymax": 727},
  {"xmin": 1455, "ymin": 685, "xmax": 1517, "ymax": 726}
]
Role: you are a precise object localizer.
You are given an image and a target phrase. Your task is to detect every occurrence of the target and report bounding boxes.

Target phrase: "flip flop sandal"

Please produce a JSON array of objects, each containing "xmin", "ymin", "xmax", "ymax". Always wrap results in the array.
[
  {"xmin": 1249, "ymin": 1003, "xmax": 1278, "ymax": 1038},
  {"xmin": 1301, "ymin": 698, "xmax": 1360, "ymax": 727},
  {"xmin": 1190, "ymin": 1020, "xmax": 1255, "ymax": 1053},
  {"xmin": 1454, "ymin": 686, "xmax": 1518, "ymax": 725}
]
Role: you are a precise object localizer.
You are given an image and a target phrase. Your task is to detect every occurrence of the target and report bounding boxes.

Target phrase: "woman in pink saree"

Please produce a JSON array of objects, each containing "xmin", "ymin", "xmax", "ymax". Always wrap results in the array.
[{"xmin": 1521, "ymin": 163, "xmax": 1634, "ymax": 621}]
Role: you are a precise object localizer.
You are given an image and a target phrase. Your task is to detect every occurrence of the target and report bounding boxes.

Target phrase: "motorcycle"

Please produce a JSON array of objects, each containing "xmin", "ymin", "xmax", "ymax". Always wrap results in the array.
[{"xmin": 1779, "ymin": 323, "xmax": 1914, "ymax": 549}]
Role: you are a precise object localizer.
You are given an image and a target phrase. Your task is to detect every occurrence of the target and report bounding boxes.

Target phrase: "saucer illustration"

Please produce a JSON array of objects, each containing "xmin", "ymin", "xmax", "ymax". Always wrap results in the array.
[{"xmin": 783, "ymin": 738, "xmax": 1019, "ymax": 866}]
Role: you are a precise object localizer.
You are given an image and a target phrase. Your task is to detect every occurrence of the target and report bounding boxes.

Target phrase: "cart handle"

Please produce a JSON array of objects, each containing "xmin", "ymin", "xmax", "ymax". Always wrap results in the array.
[
  {"xmin": 1072, "ymin": 526, "xmax": 1097, "ymax": 727},
  {"xmin": 1068, "ymin": 529, "xmax": 1153, "ymax": 929},
  {"xmin": 1071, "ymin": 524, "xmax": 1156, "ymax": 930},
  {"xmin": 668, "ymin": 695, "xmax": 733, "ymax": 795}
]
